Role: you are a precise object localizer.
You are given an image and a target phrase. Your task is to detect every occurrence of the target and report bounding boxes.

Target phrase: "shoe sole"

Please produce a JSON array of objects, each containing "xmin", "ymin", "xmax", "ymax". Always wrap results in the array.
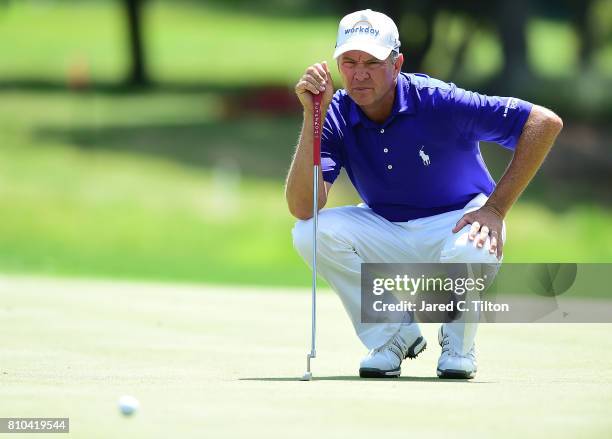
[
  {"xmin": 359, "ymin": 367, "xmax": 401, "ymax": 378},
  {"xmin": 358, "ymin": 336, "xmax": 428, "ymax": 378},
  {"xmin": 405, "ymin": 336, "xmax": 427, "ymax": 359},
  {"xmin": 437, "ymin": 327, "xmax": 475, "ymax": 379},
  {"xmin": 436, "ymin": 369, "xmax": 475, "ymax": 379}
]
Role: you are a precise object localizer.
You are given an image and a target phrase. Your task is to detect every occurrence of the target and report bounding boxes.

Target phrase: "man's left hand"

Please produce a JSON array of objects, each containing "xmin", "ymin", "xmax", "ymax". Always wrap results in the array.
[{"xmin": 452, "ymin": 205, "xmax": 504, "ymax": 259}]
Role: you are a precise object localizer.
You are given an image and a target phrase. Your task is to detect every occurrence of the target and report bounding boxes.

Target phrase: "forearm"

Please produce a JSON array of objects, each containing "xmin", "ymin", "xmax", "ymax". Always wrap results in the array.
[
  {"xmin": 285, "ymin": 111, "xmax": 328, "ymax": 219},
  {"xmin": 485, "ymin": 105, "xmax": 563, "ymax": 217}
]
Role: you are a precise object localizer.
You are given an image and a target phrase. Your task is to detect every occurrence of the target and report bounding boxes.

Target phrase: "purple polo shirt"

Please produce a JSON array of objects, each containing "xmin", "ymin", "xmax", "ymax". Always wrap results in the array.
[{"xmin": 321, "ymin": 72, "xmax": 533, "ymax": 221}]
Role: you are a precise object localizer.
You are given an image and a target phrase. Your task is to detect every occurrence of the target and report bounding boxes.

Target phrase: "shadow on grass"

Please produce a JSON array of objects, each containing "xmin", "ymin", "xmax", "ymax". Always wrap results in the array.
[
  {"xmin": 3, "ymin": 78, "xmax": 612, "ymax": 123},
  {"xmin": 34, "ymin": 119, "xmax": 301, "ymax": 179},
  {"xmin": 0, "ymin": 79, "xmax": 294, "ymax": 95},
  {"xmin": 21, "ymin": 80, "xmax": 612, "ymax": 207},
  {"xmin": 34, "ymin": 120, "xmax": 611, "ymax": 208},
  {"xmin": 239, "ymin": 376, "xmax": 494, "ymax": 383}
]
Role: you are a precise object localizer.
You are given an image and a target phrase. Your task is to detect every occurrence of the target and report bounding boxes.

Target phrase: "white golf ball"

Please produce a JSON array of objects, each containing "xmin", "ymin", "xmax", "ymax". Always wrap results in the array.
[{"xmin": 118, "ymin": 395, "xmax": 139, "ymax": 416}]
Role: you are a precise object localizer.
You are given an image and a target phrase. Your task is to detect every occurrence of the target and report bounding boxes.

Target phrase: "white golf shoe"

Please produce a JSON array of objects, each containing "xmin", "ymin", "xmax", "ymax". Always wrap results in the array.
[
  {"xmin": 437, "ymin": 326, "xmax": 477, "ymax": 379},
  {"xmin": 359, "ymin": 328, "xmax": 427, "ymax": 378}
]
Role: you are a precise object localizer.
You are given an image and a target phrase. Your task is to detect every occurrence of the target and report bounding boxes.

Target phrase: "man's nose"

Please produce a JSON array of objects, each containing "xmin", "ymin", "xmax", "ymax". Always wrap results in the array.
[{"xmin": 354, "ymin": 70, "xmax": 369, "ymax": 81}]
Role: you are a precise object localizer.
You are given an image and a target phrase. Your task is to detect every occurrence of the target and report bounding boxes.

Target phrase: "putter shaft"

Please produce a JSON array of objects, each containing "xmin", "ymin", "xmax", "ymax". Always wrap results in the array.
[
  {"xmin": 309, "ymin": 165, "xmax": 318, "ymax": 367},
  {"xmin": 304, "ymin": 93, "xmax": 322, "ymax": 378}
]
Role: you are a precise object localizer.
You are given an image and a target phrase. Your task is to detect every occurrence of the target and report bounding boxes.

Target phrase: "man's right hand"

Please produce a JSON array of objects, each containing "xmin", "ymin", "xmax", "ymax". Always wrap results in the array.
[{"xmin": 295, "ymin": 61, "xmax": 335, "ymax": 113}]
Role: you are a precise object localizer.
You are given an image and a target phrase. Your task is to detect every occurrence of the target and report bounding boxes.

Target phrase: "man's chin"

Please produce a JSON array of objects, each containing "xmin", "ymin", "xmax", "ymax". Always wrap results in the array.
[{"xmin": 348, "ymin": 90, "xmax": 375, "ymax": 106}]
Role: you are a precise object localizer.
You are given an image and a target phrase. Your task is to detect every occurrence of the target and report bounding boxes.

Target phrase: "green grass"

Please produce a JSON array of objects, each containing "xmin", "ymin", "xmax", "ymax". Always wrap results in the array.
[
  {"xmin": 0, "ymin": 1, "xmax": 126, "ymax": 83},
  {"xmin": 147, "ymin": 3, "xmax": 336, "ymax": 85},
  {"xmin": 2, "ymin": 276, "xmax": 612, "ymax": 438},
  {"xmin": 0, "ymin": 1, "xmax": 337, "ymax": 86},
  {"xmin": 0, "ymin": 89, "xmax": 304, "ymax": 285},
  {"xmin": 0, "ymin": 90, "xmax": 611, "ymax": 287}
]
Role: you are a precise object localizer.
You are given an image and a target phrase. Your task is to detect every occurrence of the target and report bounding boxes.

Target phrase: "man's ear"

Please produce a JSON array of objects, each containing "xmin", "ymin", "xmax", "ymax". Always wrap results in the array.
[{"xmin": 394, "ymin": 53, "xmax": 404, "ymax": 78}]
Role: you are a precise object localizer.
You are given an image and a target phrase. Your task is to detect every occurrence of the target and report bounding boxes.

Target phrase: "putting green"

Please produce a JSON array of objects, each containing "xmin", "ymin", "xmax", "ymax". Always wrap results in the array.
[{"xmin": 2, "ymin": 276, "xmax": 611, "ymax": 438}]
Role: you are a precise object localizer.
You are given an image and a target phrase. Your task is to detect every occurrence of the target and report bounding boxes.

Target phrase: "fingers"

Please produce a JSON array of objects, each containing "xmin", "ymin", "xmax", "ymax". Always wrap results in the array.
[
  {"xmin": 473, "ymin": 225, "xmax": 489, "ymax": 248},
  {"xmin": 489, "ymin": 232, "xmax": 498, "ymax": 255},
  {"xmin": 452, "ymin": 216, "xmax": 469, "ymax": 233},
  {"xmin": 309, "ymin": 64, "xmax": 328, "ymax": 93},
  {"xmin": 322, "ymin": 61, "xmax": 332, "ymax": 82},
  {"xmin": 468, "ymin": 221, "xmax": 480, "ymax": 241},
  {"xmin": 452, "ymin": 209, "xmax": 503, "ymax": 258},
  {"xmin": 296, "ymin": 76, "xmax": 325, "ymax": 95},
  {"xmin": 296, "ymin": 63, "xmax": 328, "ymax": 96},
  {"xmin": 496, "ymin": 233, "xmax": 504, "ymax": 259},
  {"xmin": 473, "ymin": 224, "xmax": 503, "ymax": 257},
  {"xmin": 490, "ymin": 230, "xmax": 503, "ymax": 259},
  {"xmin": 311, "ymin": 63, "xmax": 327, "ymax": 84},
  {"xmin": 468, "ymin": 221, "xmax": 488, "ymax": 249}
]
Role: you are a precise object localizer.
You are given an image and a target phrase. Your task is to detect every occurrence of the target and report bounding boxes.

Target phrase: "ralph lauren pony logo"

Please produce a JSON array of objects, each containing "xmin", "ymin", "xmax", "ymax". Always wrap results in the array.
[{"xmin": 419, "ymin": 146, "xmax": 431, "ymax": 166}]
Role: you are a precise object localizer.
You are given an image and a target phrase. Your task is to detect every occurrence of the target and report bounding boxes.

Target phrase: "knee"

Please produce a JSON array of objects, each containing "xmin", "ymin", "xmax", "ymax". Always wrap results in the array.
[
  {"xmin": 440, "ymin": 227, "xmax": 502, "ymax": 264},
  {"xmin": 292, "ymin": 217, "xmax": 314, "ymax": 260},
  {"xmin": 291, "ymin": 208, "xmax": 353, "ymax": 259}
]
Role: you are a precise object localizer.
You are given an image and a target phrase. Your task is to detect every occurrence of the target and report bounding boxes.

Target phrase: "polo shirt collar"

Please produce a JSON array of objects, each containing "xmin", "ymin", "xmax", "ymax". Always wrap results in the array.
[{"xmin": 348, "ymin": 73, "xmax": 416, "ymax": 127}]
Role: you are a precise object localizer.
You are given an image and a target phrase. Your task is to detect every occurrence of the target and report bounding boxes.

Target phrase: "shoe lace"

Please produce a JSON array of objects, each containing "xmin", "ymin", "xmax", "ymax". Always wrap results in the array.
[
  {"xmin": 375, "ymin": 334, "xmax": 406, "ymax": 363},
  {"xmin": 440, "ymin": 335, "xmax": 454, "ymax": 355},
  {"xmin": 441, "ymin": 331, "xmax": 475, "ymax": 359}
]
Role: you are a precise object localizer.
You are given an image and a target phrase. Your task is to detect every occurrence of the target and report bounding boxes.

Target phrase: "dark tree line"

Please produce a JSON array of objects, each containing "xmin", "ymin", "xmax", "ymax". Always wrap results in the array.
[
  {"xmin": 340, "ymin": 0, "xmax": 596, "ymax": 81},
  {"xmin": 124, "ymin": 0, "xmax": 599, "ymax": 88}
]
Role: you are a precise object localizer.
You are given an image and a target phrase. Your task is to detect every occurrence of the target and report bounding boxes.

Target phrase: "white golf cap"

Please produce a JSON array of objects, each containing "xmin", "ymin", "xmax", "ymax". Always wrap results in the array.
[{"xmin": 333, "ymin": 9, "xmax": 400, "ymax": 60}]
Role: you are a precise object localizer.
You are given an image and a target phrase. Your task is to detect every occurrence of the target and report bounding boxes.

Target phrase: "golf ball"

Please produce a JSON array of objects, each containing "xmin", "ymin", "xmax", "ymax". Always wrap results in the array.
[{"xmin": 118, "ymin": 395, "xmax": 139, "ymax": 416}]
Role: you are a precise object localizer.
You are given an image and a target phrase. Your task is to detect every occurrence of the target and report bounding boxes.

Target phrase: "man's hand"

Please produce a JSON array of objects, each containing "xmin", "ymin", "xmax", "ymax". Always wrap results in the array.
[
  {"xmin": 295, "ymin": 61, "xmax": 334, "ymax": 113},
  {"xmin": 452, "ymin": 205, "xmax": 504, "ymax": 259},
  {"xmin": 286, "ymin": 62, "xmax": 335, "ymax": 219}
]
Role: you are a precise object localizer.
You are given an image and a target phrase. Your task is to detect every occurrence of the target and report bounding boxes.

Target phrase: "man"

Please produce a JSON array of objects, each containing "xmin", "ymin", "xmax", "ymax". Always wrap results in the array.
[{"xmin": 285, "ymin": 9, "xmax": 562, "ymax": 378}]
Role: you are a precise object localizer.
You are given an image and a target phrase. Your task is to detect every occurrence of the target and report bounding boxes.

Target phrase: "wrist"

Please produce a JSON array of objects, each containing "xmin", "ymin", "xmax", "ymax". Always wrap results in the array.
[{"xmin": 483, "ymin": 202, "xmax": 506, "ymax": 219}]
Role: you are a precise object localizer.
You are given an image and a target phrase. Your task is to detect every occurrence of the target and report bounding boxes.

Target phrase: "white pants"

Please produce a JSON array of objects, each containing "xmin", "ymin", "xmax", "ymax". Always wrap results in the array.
[{"xmin": 292, "ymin": 193, "xmax": 505, "ymax": 355}]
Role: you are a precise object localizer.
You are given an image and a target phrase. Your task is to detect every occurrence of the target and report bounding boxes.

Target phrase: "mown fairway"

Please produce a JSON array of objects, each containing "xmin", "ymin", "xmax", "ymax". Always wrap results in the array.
[{"xmin": 2, "ymin": 276, "xmax": 611, "ymax": 439}]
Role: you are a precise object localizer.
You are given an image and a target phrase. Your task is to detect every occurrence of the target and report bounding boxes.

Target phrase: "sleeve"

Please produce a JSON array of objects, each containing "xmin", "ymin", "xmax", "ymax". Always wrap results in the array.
[
  {"xmin": 450, "ymin": 85, "xmax": 533, "ymax": 150},
  {"xmin": 320, "ymin": 103, "xmax": 344, "ymax": 184}
]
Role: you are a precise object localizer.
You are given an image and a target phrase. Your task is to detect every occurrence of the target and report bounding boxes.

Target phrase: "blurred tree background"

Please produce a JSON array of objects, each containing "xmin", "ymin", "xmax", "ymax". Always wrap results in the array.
[{"xmin": 0, "ymin": 0, "xmax": 610, "ymax": 286}]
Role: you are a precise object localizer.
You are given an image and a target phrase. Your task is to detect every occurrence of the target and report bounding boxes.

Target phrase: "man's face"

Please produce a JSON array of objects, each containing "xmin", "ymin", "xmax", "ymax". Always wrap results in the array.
[{"xmin": 337, "ymin": 50, "xmax": 402, "ymax": 108}]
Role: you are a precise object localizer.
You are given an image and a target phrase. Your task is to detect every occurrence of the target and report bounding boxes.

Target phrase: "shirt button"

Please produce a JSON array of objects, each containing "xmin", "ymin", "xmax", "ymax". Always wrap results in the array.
[
  {"xmin": 383, "ymin": 148, "xmax": 389, "ymax": 153},
  {"xmin": 387, "ymin": 164, "xmax": 393, "ymax": 170},
  {"xmin": 380, "ymin": 129, "xmax": 385, "ymax": 134}
]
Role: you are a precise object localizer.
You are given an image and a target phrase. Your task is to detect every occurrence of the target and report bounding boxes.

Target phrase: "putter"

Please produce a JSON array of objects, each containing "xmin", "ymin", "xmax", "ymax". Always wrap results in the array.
[{"xmin": 301, "ymin": 92, "xmax": 322, "ymax": 381}]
